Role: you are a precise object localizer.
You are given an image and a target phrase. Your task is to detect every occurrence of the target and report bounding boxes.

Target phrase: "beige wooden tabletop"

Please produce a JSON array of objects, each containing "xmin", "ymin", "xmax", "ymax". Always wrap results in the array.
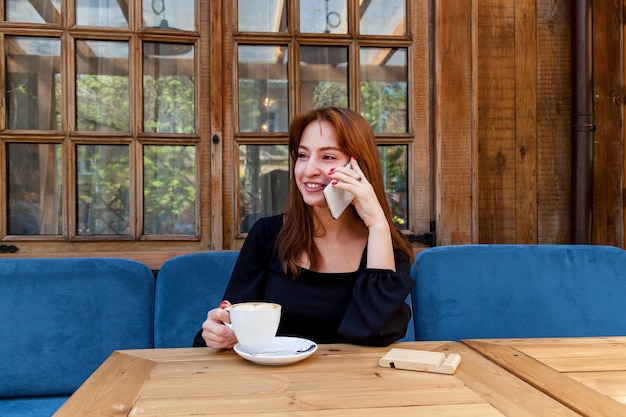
[
  {"xmin": 464, "ymin": 336, "xmax": 626, "ymax": 417},
  {"xmin": 54, "ymin": 341, "xmax": 581, "ymax": 417}
]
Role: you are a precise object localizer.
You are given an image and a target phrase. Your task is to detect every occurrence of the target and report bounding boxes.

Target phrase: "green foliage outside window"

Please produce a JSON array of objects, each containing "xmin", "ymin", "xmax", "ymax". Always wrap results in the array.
[{"xmin": 76, "ymin": 75, "xmax": 130, "ymax": 131}]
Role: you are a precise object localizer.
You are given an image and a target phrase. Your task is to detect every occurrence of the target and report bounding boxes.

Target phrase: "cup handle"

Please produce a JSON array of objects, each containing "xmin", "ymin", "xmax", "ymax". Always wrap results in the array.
[{"xmin": 223, "ymin": 307, "xmax": 233, "ymax": 330}]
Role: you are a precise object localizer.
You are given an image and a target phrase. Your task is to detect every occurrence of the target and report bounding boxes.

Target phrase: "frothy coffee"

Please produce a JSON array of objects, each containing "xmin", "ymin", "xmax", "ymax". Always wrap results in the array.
[{"xmin": 232, "ymin": 302, "xmax": 278, "ymax": 311}]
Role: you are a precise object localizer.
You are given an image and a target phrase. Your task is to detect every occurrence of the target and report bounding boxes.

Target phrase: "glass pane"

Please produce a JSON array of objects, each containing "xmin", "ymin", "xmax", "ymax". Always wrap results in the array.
[
  {"xmin": 143, "ymin": 145, "xmax": 196, "ymax": 235},
  {"xmin": 7, "ymin": 143, "xmax": 62, "ymax": 235},
  {"xmin": 143, "ymin": 42, "xmax": 195, "ymax": 133},
  {"xmin": 300, "ymin": 0, "xmax": 347, "ymax": 34},
  {"xmin": 238, "ymin": 45, "xmax": 289, "ymax": 133},
  {"xmin": 76, "ymin": 145, "xmax": 130, "ymax": 235},
  {"xmin": 239, "ymin": 144, "xmax": 289, "ymax": 233},
  {"xmin": 360, "ymin": 0, "xmax": 406, "ymax": 35},
  {"xmin": 76, "ymin": 0, "xmax": 128, "ymax": 27},
  {"xmin": 378, "ymin": 145, "xmax": 408, "ymax": 229},
  {"xmin": 76, "ymin": 41, "xmax": 130, "ymax": 131},
  {"xmin": 5, "ymin": 0, "xmax": 61, "ymax": 23},
  {"xmin": 300, "ymin": 46, "xmax": 348, "ymax": 111},
  {"xmin": 360, "ymin": 47, "xmax": 407, "ymax": 133},
  {"xmin": 142, "ymin": 0, "xmax": 195, "ymax": 31},
  {"xmin": 238, "ymin": 0, "xmax": 287, "ymax": 32},
  {"xmin": 5, "ymin": 37, "xmax": 61, "ymax": 130}
]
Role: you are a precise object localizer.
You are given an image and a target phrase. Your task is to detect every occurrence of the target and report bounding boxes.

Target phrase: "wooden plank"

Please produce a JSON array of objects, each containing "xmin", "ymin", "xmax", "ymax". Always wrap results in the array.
[
  {"xmin": 514, "ymin": 0, "xmax": 538, "ymax": 243},
  {"xmin": 435, "ymin": 0, "xmax": 475, "ymax": 244},
  {"xmin": 472, "ymin": 337, "xmax": 626, "ymax": 362},
  {"xmin": 536, "ymin": 0, "xmax": 571, "ymax": 243},
  {"xmin": 408, "ymin": 0, "xmax": 432, "ymax": 242},
  {"xmin": 1, "ymin": 250, "xmax": 182, "ymax": 271},
  {"xmin": 436, "ymin": 342, "xmax": 581, "ymax": 417},
  {"xmin": 591, "ymin": 0, "xmax": 623, "ymax": 246},
  {"xmin": 477, "ymin": 0, "xmax": 517, "ymax": 243},
  {"xmin": 464, "ymin": 339, "xmax": 626, "ymax": 417},
  {"xmin": 221, "ymin": 0, "xmax": 236, "ymax": 249},
  {"xmin": 205, "ymin": 0, "xmax": 222, "ymax": 250},
  {"xmin": 544, "ymin": 358, "xmax": 626, "ymax": 373},
  {"xmin": 468, "ymin": 336, "xmax": 626, "ymax": 347},
  {"xmin": 132, "ymin": 404, "xmax": 505, "ymax": 417},
  {"xmin": 54, "ymin": 351, "xmax": 157, "ymax": 417},
  {"xmin": 132, "ymin": 385, "xmax": 486, "ymax": 415},
  {"xmin": 568, "ymin": 371, "xmax": 626, "ymax": 404}
]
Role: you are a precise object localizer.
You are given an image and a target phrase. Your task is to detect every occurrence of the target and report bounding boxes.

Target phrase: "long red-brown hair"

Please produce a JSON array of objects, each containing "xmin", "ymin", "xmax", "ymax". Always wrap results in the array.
[{"xmin": 276, "ymin": 107, "xmax": 413, "ymax": 277}]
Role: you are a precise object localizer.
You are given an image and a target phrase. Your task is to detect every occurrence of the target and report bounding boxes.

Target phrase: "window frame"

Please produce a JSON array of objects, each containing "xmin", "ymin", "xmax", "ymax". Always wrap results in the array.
[
  {"xmin": 0, "ymin": 0, "xmax": 432, "ymax": 268},
  {"xmin": 226, "ymin": 0, "xmax": 431, "ymax": 247},
  {"xmin": 0, "ymin": 0, "xmax": 215, "ymax": 267}
]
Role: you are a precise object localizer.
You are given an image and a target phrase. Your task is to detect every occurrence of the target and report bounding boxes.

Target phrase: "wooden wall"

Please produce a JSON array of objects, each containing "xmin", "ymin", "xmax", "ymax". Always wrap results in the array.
[{"xmin": 435, "ymin": 0, "xmax": 623, "ymax": 247}]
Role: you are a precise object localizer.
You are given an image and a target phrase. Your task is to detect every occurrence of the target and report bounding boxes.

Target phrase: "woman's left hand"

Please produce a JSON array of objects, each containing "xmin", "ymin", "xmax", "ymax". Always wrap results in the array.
[
  {"xmin": 331, "ymin": 156, "xmax": 396, "ymax": 270},
  {"xmin": 331, "ymin": 157, "xmax": 387, "ymax": 229}
]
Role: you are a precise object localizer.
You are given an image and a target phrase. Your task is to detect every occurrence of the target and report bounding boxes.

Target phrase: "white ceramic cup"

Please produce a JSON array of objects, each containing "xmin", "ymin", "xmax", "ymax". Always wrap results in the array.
[{"xmin": 226, "ymin": 302, "xmax": 281, "ymax": 352}]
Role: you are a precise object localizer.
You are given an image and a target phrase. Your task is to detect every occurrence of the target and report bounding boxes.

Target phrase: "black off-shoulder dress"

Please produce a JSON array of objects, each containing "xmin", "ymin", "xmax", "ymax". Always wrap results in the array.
[{"xmin": 193, "ymin": 215, "xmax": 414, "ymax": 347}]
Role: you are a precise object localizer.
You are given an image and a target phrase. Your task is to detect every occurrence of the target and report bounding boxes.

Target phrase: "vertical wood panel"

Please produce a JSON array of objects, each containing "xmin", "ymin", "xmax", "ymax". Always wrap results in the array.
[
  {"xmin": 592, "ymin": 0, "xmax": 623, "ymax": 246},
  {"xmin": 536, "ymin": 1, "xmax": 571, "ymax": 243},
  {"xmin": 410, "ymin": 0, "xmax": 432, "ymax": 239},
  {"xmin": 207, "ymin": 0, "xmax": 222, "ymax": 249},
  {"xmin": 221, "ymin": 0, "xmax": 236, "ymax": 249},
  {"xmin": 435, "ymin": 0, "xmax": 475, "ymax": 244},
  {"xmin": 477, "ymin": 0, "xmax": 517, "ymax": 243},
  {"xmin": 515, "ymin": 0, "xmax": 538, "ymax": 243}
]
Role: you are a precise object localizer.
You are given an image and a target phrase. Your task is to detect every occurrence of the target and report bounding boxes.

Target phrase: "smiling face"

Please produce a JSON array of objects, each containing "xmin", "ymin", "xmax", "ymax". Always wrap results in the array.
[{"xmin": 294, "ymin": 119, "xmax": 350, "ymax": 210}]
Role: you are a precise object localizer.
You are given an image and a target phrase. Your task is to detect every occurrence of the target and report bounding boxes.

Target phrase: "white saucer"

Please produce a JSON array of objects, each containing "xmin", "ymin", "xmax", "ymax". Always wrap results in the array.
[{"xmin": 234, "ymin": 336, "xmax": 318, "ymax": 366}]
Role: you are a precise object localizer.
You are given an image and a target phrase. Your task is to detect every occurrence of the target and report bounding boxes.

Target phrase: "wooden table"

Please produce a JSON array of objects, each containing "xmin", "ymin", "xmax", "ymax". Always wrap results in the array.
[
  {"xmin": 53, "ymin": 341, "xmax": 578, "ymax": 417},
  {"xmin": 464, "ymin": 337, "xmax": 626, "ymax": 417}
]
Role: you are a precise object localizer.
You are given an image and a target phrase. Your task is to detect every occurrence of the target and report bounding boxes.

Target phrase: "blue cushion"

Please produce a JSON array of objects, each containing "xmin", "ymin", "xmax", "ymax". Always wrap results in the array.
[
  {"xmin": 0, "ymin": 396, "xmax": 68, "ymax": 417},
  {"xmin": 154, "ymin": 251, "xmax": 239, "ymax": 347},
  {"xmin": 0, "ymin": 258, "xmax": 155, "ymax": 397},
  {"xmin": 412, "ymin": 244, "xmax": 626, "ymax": 340}
]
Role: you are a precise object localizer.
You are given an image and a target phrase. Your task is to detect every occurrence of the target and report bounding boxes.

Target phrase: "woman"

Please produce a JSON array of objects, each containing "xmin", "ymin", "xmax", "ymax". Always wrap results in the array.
[{"xmin": 195, "ymin": 107, "xmax": 414, "ymax": 349}]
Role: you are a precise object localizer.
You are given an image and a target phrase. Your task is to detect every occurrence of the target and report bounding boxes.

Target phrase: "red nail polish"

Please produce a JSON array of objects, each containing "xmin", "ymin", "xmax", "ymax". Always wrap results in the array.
[
  {"xmin": 352, "ymin": 156, "xmax": 357, "ymax": 161},
  {"xmin": 220, "ymin": 301, "xmax": 229, "ymax": 308},
  {"xmin": 332, "ymin": 180, "xmax": 338, "ymax": 185},
  {"xmin": 329, "ymin": 168, "xmax": 335, "ymax": 175}
]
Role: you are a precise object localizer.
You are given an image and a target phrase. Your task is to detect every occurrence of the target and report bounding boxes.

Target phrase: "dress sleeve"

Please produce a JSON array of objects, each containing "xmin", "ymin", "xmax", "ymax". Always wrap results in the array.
[{"xmin": 337, "ymin": 250, "xmax": 415, "ymax": 346}]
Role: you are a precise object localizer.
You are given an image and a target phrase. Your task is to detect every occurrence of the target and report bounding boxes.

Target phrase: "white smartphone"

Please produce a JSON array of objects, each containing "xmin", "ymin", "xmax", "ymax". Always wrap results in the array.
[{"xmin": 323, "ymin": 162, "xmax": 355, "ymax": 219}]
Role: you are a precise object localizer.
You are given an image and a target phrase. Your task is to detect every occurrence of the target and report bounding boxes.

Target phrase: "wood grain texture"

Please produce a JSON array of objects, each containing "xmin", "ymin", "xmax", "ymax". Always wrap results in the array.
[
  {"xmin": 592, "ymin": 0, "xmax": 623, "ymax": 247},
  {"xmin": 408, "ymin": 0, "xmax": 433, "ymax": 238},
  {"xmin": 464, "ymin": 338, "xmax": 626, "ymax": 416},
  {"xmin": 438, "ymin": 342, "xmax": 580, "ymax": 417},
  {"xmin": 436, "ymin": 0, "xmax": 475, "ymax": 244},
  {"xmin": 515, "ymin": 0, "xmax": 538, "ymax": 243},
  {"xmin": 536, "ymin": 0, "xmax": 571, "ymax": 243},
  {"xmin": 52, "ymin": 342, "xmax": 583, "ymax": 416},
  {"xmin": 477, "ymin": 0, "xmax": 517, "ymax": 243},
  {"xmin": 54, "ymin": 351, "xmax": 157, "ymax": 417}
]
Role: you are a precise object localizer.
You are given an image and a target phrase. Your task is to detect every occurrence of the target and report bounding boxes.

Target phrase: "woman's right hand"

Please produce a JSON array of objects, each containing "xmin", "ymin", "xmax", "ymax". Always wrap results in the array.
[{"xmin": 201, "ymin": 300, "xmax": 238, "ymax": 349}]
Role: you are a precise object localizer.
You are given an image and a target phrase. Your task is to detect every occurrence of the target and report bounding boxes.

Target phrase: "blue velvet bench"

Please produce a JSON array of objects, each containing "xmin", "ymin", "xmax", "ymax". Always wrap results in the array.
[
  {"xmin": 411, "ymin": 244, "xmax": 626, "ymax": 341},
  {"xmin": 154, "ymin": 251, "xmax": 240, "ymax": 348},
  {"xmin": 0, "ymin": 258, "xmax": 155, "ymax": 417}
]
